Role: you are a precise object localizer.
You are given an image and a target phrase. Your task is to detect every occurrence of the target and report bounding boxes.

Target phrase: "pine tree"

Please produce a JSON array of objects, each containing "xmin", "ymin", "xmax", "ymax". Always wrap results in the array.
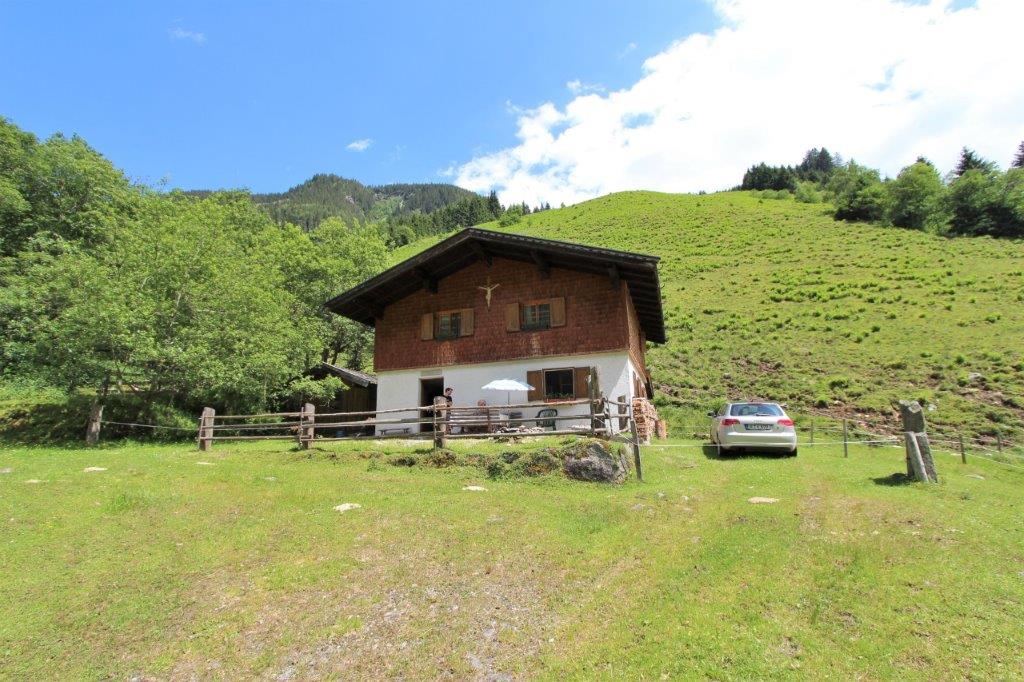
[
  {"xmin": 954, "ymin": 147, "xmax": 995, "ymax": 176},
  {"xmin": 486, "ymin": 190, "xmax": 502, "ymax": 218},
  {"xmin": 1012, "ymin": 141, "xmax": 1024, "ymax": 169}
]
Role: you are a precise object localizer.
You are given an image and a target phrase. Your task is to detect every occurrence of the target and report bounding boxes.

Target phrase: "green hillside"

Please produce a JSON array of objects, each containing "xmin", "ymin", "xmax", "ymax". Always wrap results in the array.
[{"xmin": 396, "ymin": 191, "xmax": 1024, "ymax": 441}]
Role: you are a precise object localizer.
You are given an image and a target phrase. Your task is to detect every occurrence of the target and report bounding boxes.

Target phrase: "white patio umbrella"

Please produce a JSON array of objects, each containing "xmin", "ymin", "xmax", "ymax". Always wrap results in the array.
[{"xmin": 481, "ymin": 378, "xmax": 534, "ymax": 404}]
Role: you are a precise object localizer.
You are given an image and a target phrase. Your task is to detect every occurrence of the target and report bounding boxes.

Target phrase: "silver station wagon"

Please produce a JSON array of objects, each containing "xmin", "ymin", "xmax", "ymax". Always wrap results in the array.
[{"xmin": 708, "ymin": 402, "xmax": 798, "ymax": 456}]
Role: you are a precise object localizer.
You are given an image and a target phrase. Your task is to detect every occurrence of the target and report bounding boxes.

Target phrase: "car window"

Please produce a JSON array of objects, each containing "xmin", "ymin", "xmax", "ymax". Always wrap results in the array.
[{"xmin": 730, "ymin": 403, "xmax": 783, "ymax": 417}]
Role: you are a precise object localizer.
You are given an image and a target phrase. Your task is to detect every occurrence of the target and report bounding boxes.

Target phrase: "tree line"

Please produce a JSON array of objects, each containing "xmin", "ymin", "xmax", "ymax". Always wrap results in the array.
[{"xmin": 740, "ymin": 143, "xmax": 1024, "ymax": 238}]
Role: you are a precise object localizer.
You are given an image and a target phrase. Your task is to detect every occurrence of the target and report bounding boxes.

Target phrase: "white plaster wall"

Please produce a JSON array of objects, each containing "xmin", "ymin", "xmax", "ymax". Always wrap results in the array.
[{"xmin": 374, "ymin": 351, "xmax": 637, "ymax": 435}]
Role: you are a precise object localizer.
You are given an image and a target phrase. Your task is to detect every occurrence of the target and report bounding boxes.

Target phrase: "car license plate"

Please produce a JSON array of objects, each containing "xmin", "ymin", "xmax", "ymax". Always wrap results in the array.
[{"xmin": 745, "ymin": 424, "xmax": 772, "ymax": 431}]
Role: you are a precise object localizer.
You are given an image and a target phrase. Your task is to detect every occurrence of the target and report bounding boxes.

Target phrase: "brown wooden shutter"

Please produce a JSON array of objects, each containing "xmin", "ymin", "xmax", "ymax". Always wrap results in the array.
[
  {"xmin": 573, "ymin": 367, "xmax": 592, "ymax": 399},
  {"xmin": 526, "ymin": 370, "xmax": 543, "ymax": 401},
  {"xmin": 460, "ymin": 308, "xmax": 474, "ymax": 336},
  {"xmin": 505, "ymin": 302, "xmax": 520, "ymax": 331},
  {"xmin": 420, "ymin": 313, "xmax": 434, "ymax": 340},
  {"xmin": 550, "ymin": 296, "xmax": 566, "ymax": 327}
]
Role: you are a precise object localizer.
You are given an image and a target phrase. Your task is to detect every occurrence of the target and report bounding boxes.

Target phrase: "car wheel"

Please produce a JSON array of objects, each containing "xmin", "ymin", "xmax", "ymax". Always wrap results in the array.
[{"xmin": 788, "ymin": 448, "xmax": 798, "ymax": 458}]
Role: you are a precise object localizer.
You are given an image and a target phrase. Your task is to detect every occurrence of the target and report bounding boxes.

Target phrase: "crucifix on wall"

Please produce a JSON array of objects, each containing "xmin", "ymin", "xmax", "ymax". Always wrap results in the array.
[{"xmin": 478, "ymin": 276, "xmax": 500, "ymax": 308}]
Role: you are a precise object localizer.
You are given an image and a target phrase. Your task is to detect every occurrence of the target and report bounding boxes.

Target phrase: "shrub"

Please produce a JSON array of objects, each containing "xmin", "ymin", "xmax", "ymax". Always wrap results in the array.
[{"xmin": 794, "ymin": 181, "xmax": 823, "ymax": 204}]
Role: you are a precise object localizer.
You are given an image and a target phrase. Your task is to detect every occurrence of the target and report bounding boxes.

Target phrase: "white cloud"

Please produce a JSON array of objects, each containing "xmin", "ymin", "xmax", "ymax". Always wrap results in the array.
[
  {"xmin": 566, "ymin": 79, "xmax": 606, "ymax": 96},
  {"xmin": 346, "ymin": 138, "xmax": 373, "ymax": 152},
  {"xmin": 168, "ymin": 27, "xmax": 205, "ymax": 44},
  {"xmin": 456, "ymin": 0, "xmax": 1024, "ymax": 207}
]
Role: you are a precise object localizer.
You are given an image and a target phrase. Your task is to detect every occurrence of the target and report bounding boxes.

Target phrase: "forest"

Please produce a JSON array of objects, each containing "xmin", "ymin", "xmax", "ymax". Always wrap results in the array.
[
  {"xmin": 0, "ymin": 116, "xmax": 557, "ymax": 434},
  {"xmin": 739, "ymin": 143, "xmax": 1024, "ymax": 238}
]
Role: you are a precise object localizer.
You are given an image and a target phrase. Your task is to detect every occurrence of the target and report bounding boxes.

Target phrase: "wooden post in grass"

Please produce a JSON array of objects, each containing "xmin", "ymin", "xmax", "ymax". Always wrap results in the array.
[
  {"xmin": 897, "ymin": 400, "xmax": 938, "ymax": 483},
  {"xmin": 85, "ymin": 402, "xmax": 103, "ymax": 445},
  {"xmin": 996, "ymin": 431, "xmax": 1003, "ymax": 454},
  {"xmin": 810, "ymin": 419, "xmax": 815, "ymax": 444},
  {"xmin": 842, "ymin": 419, "xmax": 848, "ymax": 458},
  {"xmin": 433, "ymin": 396, "xmax": 447, "ymax": 449},
  {"xmin": 299, "ymin": 402, "xmax": 315, "ymax": 449},
  {"xmin": 629, "ymin": 405, "xmax": 643, "ymax": 482},
  {"xmin": 958, "ymin": 433, "xmax": 966, "ymax": 464},
  {"xmin": 198, "ymin": 407, "xmax": 215, "ymax": 451}
]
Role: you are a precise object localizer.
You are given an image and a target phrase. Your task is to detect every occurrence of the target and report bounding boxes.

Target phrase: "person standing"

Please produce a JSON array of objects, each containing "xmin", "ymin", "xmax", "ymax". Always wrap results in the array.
[{"xmin": 442, "ymin": 387, "xmax": 454, "ymax": 434}]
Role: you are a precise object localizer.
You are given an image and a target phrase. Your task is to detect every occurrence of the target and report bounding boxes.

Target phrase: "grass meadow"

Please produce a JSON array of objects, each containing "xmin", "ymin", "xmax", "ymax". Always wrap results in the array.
[
  {"xmin": 396, "ymin": 190, "xmax": 1024, "ymax": 443},
  {"xmin": 2, "ymin": 436, "xmax": 1023, "ymax": 679}
]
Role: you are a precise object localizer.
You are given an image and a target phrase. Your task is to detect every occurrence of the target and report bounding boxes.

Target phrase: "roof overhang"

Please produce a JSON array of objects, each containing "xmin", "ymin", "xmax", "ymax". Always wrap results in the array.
[
  {"xmin": 325, "ymin": 227, "xmax": 666, "ymax": 344},
  {"xmin": 307, "ymin": 362, "xmax": 377, "ymax": 387}
]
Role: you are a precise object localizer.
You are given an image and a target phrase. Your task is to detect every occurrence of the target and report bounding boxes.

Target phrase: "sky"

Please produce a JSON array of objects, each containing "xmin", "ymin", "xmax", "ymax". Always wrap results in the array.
[{"xmin": 2, "ymin": 0, "xmax": 1022, "ymax": 206}]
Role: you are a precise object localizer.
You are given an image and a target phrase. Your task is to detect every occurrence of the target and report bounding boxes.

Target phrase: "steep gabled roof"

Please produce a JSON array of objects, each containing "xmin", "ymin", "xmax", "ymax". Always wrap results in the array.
[{"xmin": 325, "ymin": 227, "xmax": 666, "ymax": 343}]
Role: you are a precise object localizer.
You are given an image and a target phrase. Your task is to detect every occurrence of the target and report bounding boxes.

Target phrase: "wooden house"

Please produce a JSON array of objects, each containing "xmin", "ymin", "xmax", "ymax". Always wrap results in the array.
[{"xmin": 326, "ymin": 228, "xmax": 665, "ymax": 435}]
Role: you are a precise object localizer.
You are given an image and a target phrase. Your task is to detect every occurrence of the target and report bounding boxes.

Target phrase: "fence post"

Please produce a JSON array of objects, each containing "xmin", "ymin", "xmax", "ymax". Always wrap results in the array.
[
  {"xmin": 629, "ymin": 405, "xmax": 643, "ymax": 482},
  {"xmin": 198, "ymin": 407, "xmax": 215, "ymax": 451},
  {"xmin": 86, "ymin": 402, "xmax": 104, "ymax": 445},
  {"xmin": 897, "ymin": 400, "xmax": 938, "ymax": 483},
  {"xmin": 842, "ymin": 419, "xmax": 848, "ymax": 458},
  {"xmin": 958, "ymin": 432, "xmax": 966, "ymax": 464},
  {"xmin": 299, "ymin": 402, "xmax": 315, "ymax": 449},
  {"xmin": 810, "ymin": 419, "xmax": 815, "ymax": 444},
  {"xmin": 433, "ymin": 396, "xmax": 447, "ymax": 449},
  {"xmin": 996, "ymin": 431, "xmax": 1003, "ymax": 454}
]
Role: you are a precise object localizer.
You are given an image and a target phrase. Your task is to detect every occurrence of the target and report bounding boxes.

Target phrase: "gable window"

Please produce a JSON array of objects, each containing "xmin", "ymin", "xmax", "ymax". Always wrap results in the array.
[
  {"xmin": 436, "ymin": 311, "xmax": 461, "ymax": 339},
  {"xmin": 521, "ymin": 302, "xmax": 552, "ymax": 330},
  {"xmin": 420, "ymin": 309, "xmax": 474, "ymax": 340},
  {"xmin": 543, "ymin": 369, "xmax": 574, "ymax": 399},
  {"xmin": 505, "ymin": 297, "xmax": 565, "ymax": 332}
]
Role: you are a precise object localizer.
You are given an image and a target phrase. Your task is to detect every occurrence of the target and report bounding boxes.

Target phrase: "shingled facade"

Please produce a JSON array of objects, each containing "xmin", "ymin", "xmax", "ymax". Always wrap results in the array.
[{"xmin": 326, "ymin": 228, "xmax": 664, "ymax": 435}]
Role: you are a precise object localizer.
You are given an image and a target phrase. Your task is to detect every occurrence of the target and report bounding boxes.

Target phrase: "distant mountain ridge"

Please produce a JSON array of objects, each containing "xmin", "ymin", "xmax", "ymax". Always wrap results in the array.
[{"xmin": 250, "ymin": 174, "xmax": 477, "ymax": 231}]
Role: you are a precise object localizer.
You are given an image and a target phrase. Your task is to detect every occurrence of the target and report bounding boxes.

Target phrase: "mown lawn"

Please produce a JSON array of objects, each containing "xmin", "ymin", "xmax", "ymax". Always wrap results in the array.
[{"xmin": 1, "ymin": 437, "xmax": 1023, "ymax": 680}]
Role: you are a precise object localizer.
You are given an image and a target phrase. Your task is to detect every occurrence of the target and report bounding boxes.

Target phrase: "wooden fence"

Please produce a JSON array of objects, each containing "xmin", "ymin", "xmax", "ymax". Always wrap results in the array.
[{"xmin": 196, "ymin": 394, "xmax": 646, "ymax": 478}]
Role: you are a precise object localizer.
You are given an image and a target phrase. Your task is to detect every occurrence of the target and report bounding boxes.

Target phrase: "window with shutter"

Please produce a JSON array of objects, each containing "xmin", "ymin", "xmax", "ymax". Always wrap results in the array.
[
  {"xmin": 543, "ymin": 369, "xmax": 574, "ymax": 399},
  {"xmin": 521, "ymin": 301, "xmax": 552, "ymax": 330},
  {"xmin": 420, "ymin": 313, "xmax": 434, "ymax": 340},
  {"xmin": 435, "ymin": 311, "xmax": 461, "ymax": 339}
]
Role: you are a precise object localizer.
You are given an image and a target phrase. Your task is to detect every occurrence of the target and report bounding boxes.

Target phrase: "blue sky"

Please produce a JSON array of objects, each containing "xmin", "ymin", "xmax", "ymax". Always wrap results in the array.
[{"xmin": 0, "ymin": 0, "xmax": 715, "ymax": 192}]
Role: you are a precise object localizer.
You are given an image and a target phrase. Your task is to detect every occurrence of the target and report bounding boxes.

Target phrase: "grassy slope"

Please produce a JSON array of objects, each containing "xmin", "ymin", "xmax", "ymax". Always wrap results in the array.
[
  {"xmin": 2, "ymin": 438, "xmax": 1022, "ymax": 679},
  {"xmin": 395, "ymin": 191, "xmax": 1024, "ymax": 441}
]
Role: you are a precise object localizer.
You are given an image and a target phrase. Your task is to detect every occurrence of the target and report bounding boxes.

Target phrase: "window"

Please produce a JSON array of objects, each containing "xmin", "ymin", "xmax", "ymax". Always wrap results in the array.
[
  {"xmin": 543, "ymin": 369, "xmax": 574, "ymax": 399},
  {"xmin": 729, "ymin": 403, "xmax": 784, "ymax": 417},
  {"xmin": 422, "ymin": 309, "xmax": 474, "ymax": 340},
  {"xmin": 505, "ymin": 298, "xmax": 564, "ymax": 332},
  {"xmin": 436, "ymin": 311, "xmax": 461, "ymax": 340},
  {"xmin": 521, "ymin": 302, "xmax": 551, "ymax": 330}
]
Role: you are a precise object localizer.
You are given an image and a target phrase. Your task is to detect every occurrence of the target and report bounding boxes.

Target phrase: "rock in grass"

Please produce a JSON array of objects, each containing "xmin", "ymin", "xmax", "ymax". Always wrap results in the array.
[
  {"xmin": 0, "ymin": 467, "xmax": 12, "ymax": 474},
  {"xmin": 83, "ymin": 467, "xmax": 107, "ymax": 473},
  {"xmin": 334, "ymin": 503, "xmax": 362, "ymax": 513},
  {"xmin": 24, "ymin": 479, "xmax": 44, "ymax": 484},
  {"xmin": 561, "ymin": 440, "xmax": 630, "ymax": 483},
  {"xmin": 462, "ymin": 485, "xmax": 488, "ymax": 491},
  {"xmin": 748, "ymin": 497, "xmax": 779, "ymax": 504}
]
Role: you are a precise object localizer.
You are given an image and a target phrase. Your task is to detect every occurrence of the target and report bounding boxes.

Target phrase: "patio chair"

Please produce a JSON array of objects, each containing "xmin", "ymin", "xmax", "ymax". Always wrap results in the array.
[{"xmin": 535, "ymin": 408, "xmax": 557, "ymax": 430}]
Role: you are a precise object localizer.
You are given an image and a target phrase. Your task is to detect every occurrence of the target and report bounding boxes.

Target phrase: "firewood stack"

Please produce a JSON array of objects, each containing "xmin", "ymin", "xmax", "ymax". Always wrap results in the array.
[{"xmin": 631, "ymin": 397, "xmax": 662, "ymax": 444}]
